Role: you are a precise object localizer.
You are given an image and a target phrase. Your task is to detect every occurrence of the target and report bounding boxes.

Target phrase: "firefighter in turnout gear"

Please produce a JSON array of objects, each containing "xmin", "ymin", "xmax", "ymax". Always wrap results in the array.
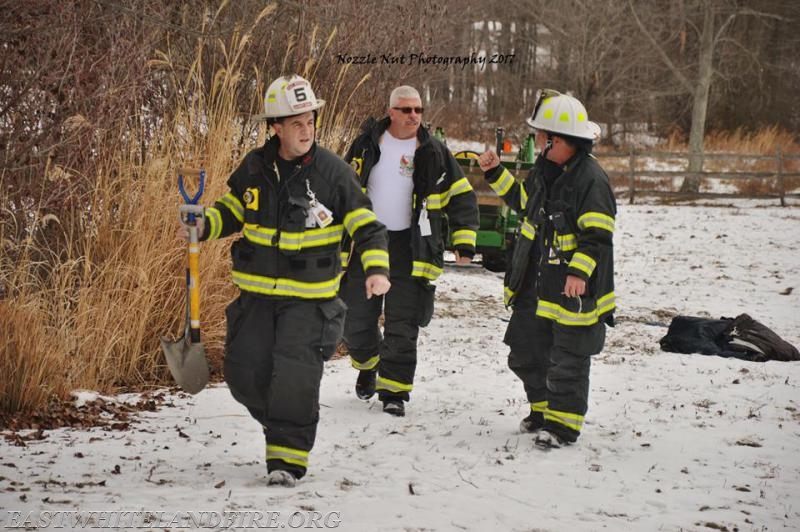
[
  {"xmin": 341, "ymin": 85, "xmax": 479, "ymax": 417},
  {"xmin": 187, "ymin": 75, "xmax": 390, "ymax": 485},
  {"xmin": 478, "ymin": 89, "xmax": 616, "ymax": 449}
]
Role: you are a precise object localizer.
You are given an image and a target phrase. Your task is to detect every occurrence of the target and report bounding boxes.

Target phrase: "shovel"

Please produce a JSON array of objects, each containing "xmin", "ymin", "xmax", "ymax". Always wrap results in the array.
[{"xmin": 160, "ymin": 169, "xmax": 209, "ymax": 394}]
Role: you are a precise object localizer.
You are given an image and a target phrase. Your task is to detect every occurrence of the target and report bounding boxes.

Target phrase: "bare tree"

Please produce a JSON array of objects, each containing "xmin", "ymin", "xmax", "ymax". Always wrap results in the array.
[{"xmin": 628, "ymin": 0, "xmax": 787, "ymax": 192}]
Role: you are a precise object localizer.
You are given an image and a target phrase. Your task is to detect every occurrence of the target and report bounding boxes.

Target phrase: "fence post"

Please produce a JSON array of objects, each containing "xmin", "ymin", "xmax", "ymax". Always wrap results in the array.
[
  {"xmin": 777, "ymin": 147, "xmax": 785, "ymax": 207},
  {"xmin": 628, "ymin": 148, "xmax": 635, "ymax": 205}
]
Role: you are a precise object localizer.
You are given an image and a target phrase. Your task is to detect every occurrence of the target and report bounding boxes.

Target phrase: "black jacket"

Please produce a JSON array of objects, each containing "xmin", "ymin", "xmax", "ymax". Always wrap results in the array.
[
  {"xmin": 485, "ymin": 150, "xmax": 616, "ymax": 326},
  {"xmin": 201, "ymin": 136, "xmax": 389, "ymax": 299},
  {"xmin": 343, "ymin": 117, "xmax": 479, "ymax": 281}
]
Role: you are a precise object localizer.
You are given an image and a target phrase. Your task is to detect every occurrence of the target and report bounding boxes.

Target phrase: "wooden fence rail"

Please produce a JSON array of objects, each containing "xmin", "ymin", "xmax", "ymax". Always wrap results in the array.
[{"xmin": 594, "ymin": 149, "xmax": 800, "ymax": 206}]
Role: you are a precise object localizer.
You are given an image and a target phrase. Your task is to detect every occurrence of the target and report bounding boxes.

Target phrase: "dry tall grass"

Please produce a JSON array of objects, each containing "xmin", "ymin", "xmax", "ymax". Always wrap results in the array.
[{"xmin": 0, "ymin": 8, "xmax": 368, "ymax": 417}]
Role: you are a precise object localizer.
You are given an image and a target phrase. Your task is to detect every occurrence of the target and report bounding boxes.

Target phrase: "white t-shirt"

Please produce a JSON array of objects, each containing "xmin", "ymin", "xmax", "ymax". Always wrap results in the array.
[{"xmin": 367, "ymin": 131, "xmax": 416, "ymax": 230}]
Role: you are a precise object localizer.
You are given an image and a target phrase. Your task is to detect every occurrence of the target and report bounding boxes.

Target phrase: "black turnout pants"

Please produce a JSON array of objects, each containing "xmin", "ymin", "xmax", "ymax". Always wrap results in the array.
[
  {"xmin": 504, "ymin": 269, "xmax": 606, "ymax": 442},
  {"xmin": 223, "ymin": 291, "xmax": 346, "ymax": 478},
  {"xmin": 341, "ymin": 229, "xmax": 434, "ymax": 402}
]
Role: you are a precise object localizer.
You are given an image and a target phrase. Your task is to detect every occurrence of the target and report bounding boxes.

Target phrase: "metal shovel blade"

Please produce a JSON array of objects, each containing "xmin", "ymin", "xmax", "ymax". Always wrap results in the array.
[{"xmin": 160, "ymin": 335, "xmax": 209, "ymax": 394}]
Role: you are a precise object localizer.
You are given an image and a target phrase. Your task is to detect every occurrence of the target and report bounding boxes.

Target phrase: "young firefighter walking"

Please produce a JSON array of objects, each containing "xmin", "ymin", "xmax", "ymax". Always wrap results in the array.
[
  {"xmin": 181, "ymin": 75, "xmax": 390, "ymax": 485},
  {"xmin": 341, "ymin": 86, "xmax": 479, "ymax": 417},
  {"xmin": 478, "ymin": 90, "xmax": 616, "ymax": 449}
]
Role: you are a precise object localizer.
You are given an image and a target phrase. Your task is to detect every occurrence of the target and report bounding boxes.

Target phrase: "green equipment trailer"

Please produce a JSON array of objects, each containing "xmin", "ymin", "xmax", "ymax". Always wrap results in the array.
[{"xmin": 439, "ymin": 127, "xmax": 536, "ymax": 272}]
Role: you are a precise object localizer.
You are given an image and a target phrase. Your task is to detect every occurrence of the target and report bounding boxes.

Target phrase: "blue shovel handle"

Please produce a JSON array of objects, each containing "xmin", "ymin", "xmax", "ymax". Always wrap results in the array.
[{"xmin": 178, "ymin": 169, "xmax": 206, "ymax": 221}]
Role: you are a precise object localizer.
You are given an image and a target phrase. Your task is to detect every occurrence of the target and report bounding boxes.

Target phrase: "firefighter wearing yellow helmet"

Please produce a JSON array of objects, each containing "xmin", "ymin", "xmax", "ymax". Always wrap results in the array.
[
  {"xmin": 478, "ymin": 89, "xmax": 616, "ymax": 450},
  {"xmin": 186, "ymin": 75, "xmax": 390, "ymax": 485}
]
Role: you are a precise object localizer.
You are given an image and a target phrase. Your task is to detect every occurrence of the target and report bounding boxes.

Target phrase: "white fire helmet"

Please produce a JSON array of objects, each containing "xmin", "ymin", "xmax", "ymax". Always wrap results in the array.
[
  {"xmin": 526, "ymin": 89, "xmax": 599, "ymax": 141},
  {"xmin": 254, "ymin": 75, "xmax": 325, "ymax": 121}
]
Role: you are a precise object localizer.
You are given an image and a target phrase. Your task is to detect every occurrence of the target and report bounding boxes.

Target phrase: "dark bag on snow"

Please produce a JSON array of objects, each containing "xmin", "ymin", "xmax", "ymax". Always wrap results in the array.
[{"xmin": 659, "ymin": 313, "xmax": 799, "ymax": 362}]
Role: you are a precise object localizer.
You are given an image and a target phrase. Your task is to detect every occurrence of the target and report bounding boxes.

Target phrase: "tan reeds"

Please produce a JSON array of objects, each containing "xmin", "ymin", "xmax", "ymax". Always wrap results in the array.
[{"xmin": 0, "ymin": 17, "xmax": 370, "ymax": 417}]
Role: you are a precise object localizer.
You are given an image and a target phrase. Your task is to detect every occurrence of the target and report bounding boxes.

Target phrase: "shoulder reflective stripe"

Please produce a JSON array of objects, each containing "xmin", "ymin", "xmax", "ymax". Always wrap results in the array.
[
  {"xmin": 219, "ymin": 193, "xmax": 244, "ymax": 223},
  {"xmin": 351, "ymin": 355, "xmax": 379, "ymax": 370},
  {"xmin": 555, "ymin": 233, "xmax": 577, "ymax": 251},
  {"xmin": 375, "ymin": 375, "xmax": 413, "ymax": 393},
  {"xmin": 232, "ymin": 271, "xmax": 340, "ymax": 299},
  {"xmin": 266, "ymin": 444, "xmax": 309, "ymax": 468},
  {"xmin": 520, "ymin": 219, "xmax": 536, "ymax": 240},
  {"xmin": 530, "ymin": 400, "xmax": 548, "ymax": 413},
  {"xmin": 544, "ymin": 409, "xmax": 584, "ymax": 432},
  {"xmin": 344, "ymin": 208, "xmax": 378, "ymax": 236},
  {"xmin": 361, "ymin": 249, "xmax": 389, "ymax": 270},
  {"xmin": 577, "ymin": 211, "xmax": 615, "ymax": 233},
  {"xmin": 205, "ymin": 207, "xmax": 223, "ymax": 240},
  {"xmin": 568, "ymin": 252, "xmax": 596, "ymax": 277},
  {"xmin": 451, "ymin": 229, "xmax": 476, "ymax": 247},
  {"xmin": 489, "ymin": 168, "xmax": 515, "ymax": 197},
  {"xmin": 521, "ymin": 186, "xmax": 529, "ymax": 210},
  {"xmin": 412, "ymin": 261, "xmax": 443, "ymax": 280}
]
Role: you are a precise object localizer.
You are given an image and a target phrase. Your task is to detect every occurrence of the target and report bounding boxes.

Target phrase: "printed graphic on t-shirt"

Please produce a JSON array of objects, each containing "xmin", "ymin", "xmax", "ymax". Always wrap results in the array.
[{"xmin": 399, "ymin": 154, "xmax": 414, "ymax": 178}]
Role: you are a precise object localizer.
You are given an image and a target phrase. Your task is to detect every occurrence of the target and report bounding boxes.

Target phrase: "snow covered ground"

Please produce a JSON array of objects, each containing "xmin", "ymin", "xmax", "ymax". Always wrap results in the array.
[{"xmin": 1, "ymin": 203, "xmax": 799, "ymax": 531}]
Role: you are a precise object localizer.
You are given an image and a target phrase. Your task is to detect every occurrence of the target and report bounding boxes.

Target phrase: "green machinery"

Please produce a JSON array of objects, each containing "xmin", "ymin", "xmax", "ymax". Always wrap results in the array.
[{"xmin": 436, "ymin": 127, "xmax": 536, "ymax": 272}]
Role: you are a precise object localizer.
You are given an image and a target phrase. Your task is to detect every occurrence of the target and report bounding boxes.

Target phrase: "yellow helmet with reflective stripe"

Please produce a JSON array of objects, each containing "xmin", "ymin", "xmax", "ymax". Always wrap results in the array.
[
  {"xmin": 254, "ymin": 75, "xmax": 325, "ymax": 121},
  {"xmin": 526, "ymin": 89, "xmax": 599, "ymax": 141}
]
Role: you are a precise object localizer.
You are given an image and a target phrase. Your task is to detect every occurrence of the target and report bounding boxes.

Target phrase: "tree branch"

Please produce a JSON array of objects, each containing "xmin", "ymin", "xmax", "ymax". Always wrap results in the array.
[{"xmin": 627, "ymin": 0, "xmax": 693, "ymax": 93}]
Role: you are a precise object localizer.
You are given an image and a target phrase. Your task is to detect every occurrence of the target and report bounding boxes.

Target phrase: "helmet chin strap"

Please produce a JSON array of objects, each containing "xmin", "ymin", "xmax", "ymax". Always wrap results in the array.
[{"xmin": 540, "ymin": 133, "xmax": 554, "ymax": 160}]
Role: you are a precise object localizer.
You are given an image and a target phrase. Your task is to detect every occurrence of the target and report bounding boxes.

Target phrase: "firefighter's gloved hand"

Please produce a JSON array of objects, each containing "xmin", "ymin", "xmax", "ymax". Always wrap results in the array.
[
  {"xmin": 478, "ymin": 149, "xmax": 500, "ymax": 172},
  {"xmin": 365, "ymin": 274, "xmax": 391, "ymax": 299}
]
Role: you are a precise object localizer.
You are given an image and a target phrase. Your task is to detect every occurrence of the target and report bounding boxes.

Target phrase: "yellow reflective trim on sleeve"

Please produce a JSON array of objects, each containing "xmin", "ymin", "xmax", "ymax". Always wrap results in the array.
[
  {"xmin": 350, "ymin": 157, "xmax": 364, "ymax": 177},
  {"xmin": 449, "ymin": 177, "xmax": 473, "ymax": 196},
  {"xmin": 568, "ymin": 252, "xmax": 596, "ymax": 277},
  {"xmin": 489, "ymin": 168, "xmax": 515, "ymax": 196},
  {"xmin": 451, "ymin": 229, "xmax": 476, "ymax": 247},
  {"xmin": 375, "ymin": 376, "xmax": 413, "ymax": 393},
  {"xmin": 205, "ymin": 207, "xmax": 223, "ymax": 240},
  {"xmin": 411, "ymin": 261, "xmax": 443, "ymax": 281},
  {"xmin": 219, "ymin": 193, "xmax": 244, "ymax": 223},
  {"xmin": 577, "ymin": 211, "xmax": 615, "ymax": 233},
  {"xmin": 596, "ymin": 292, "xmax": 616, "ymax": 315},
  {"xmin": 361, "ymin": 249, "xmax": 389, "ymax": 271},
  {"xmin": 266, "ymin": 444, "xmax": 309, "ymax": 468},
  {"xmin": 521, "ymin": 186, "xmax": 529, "ymax": 210},
  {"xmin": 344, "ymin": 208, "xmax": 378, "ymax": 236},
  {"xmin": 555, "ymin": 232, "xmax": 577, "ymax": 251},
  {"xmin": 520, "ymin": 219, "xmax": 536, "ymax": 241},
  {"xmin": 544, "ymin": 409, "xmax": 584, "ymax": 432},
  {"xmin": 351, "ymin": 355, "xmax": 379, "ymax": 371}
]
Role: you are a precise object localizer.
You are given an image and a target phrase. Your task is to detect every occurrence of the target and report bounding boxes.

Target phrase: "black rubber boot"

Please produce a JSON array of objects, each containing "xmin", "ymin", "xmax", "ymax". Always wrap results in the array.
[{"xmin": 355, "ymin": 369, "xmax": 377, "ymax": 400}]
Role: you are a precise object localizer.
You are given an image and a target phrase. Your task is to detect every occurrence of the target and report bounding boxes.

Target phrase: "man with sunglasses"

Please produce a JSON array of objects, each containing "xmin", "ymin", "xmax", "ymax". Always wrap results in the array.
[
  {"xmin": 478, "ymin": 90, "xmax": 616, "ymax": 450},
  {"xmin": 341, "ymin": 85, "xmax": 479, "ymax": 417}
]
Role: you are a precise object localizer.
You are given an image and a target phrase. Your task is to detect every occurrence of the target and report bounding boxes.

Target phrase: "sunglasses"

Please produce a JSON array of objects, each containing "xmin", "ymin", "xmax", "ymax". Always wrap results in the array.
[
  {"xmin": 392, "ymin": 106, "xmax": 424, "ymax": 115},
  {"xmin": 531, "ymin": 89, "xmax": 561, "ymax": 121}
]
